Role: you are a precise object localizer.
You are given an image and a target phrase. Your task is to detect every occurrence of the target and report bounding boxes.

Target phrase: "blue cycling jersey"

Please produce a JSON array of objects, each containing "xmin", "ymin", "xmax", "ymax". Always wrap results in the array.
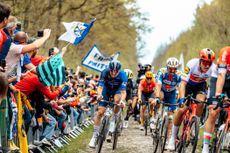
[
  {"xmin": 98, "ymin": 68, "xmax": 128, "ymax": 92},
  {"xmin": 156, "ymin": 68, "xmax": 182, "ymax": 92}
]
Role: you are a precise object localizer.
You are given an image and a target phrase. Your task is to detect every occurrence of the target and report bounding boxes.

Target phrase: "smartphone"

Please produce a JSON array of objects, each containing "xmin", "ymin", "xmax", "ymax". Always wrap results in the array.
[
  {"xmin": 37, "ymin": 30, "xmax": 44, "ymax": 37},
  {"xmin": 0, "ymin": 59, "xmax": 6, "ymax": 68}
]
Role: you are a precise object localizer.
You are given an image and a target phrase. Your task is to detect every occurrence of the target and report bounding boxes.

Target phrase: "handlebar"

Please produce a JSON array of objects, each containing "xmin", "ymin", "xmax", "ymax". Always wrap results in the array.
[
  {"xmin": 214, "ymin": 97, "xmax": 230, "ymax": 110},
  {"xmin": 184, "ymin": 95, "xmax": 207, "ymax": 105}
]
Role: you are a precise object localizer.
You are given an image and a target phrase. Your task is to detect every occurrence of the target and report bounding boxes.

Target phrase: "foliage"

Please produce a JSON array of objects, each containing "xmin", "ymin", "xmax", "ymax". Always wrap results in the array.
[
  {"xmin": 153, "ymin": 0, "xmax": 230, "ymax": 70},
  {"xmin": 2, "ymin": 0, "xmax": 150, "ymax": 73}
]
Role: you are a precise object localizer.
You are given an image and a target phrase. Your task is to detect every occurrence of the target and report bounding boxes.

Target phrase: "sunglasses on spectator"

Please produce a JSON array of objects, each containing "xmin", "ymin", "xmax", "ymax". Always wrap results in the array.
[{"xmin": 146, "ymin": 77, "xmax": 152, "ymax": 80}]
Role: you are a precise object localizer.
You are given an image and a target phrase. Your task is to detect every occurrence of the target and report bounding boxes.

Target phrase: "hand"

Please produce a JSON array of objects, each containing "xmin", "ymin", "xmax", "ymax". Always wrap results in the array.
[
  {"xmin": 43, "ymin": 116, "xmax": 50, "ymax": 123},
  {"xmin": 155, "ymin": 97, "xmax": 160, "ymax": 104},
  {"xmin": 43, "ymin": 29, "xmax": 51, "ymax": 38},
  {"xmin": 177, "ymin": 98, "xmax": 185, "ymax": 107},
  {"xmin": 138, "ymin": 98, "xmax": 142, "ymax": 104},
  {"xmin": 97, "ymin": 94, "xmax": 103, "ymax": 101},
  {"xmin": 216, "ymin": 94, "xmax": 225, "ymax": 101},
  {"xmin": 61, "ymin": 46, "xmax": 67, "ymax": 52}
]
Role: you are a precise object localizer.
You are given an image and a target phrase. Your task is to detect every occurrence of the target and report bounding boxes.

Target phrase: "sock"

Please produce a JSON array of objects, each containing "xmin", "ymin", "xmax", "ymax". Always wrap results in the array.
[
  {"xmin": 93, "ymin": 126, "xmax": 99, "ymax": 137},
  {"xmin": 202, "ymin": 132, "xmax": 212, "ymax": 153},
  {"xmin": 171, "ymin": 125, "xmax": 179, "ymax": 141}
]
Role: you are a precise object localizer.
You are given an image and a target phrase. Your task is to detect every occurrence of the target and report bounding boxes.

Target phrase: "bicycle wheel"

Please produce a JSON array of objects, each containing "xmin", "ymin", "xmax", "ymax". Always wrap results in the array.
[
  {"xmin": 112, "ymin": 116, "xmax": 122, "ymax": 150},
  {"xmin": 216, "ymin": 128, "xmax": 227, "ymax": 153},
  {"xmin": 152, "ymin": 116, "xmax": 161, "ymax": 153},
  {"xmin": 183, "ymin": 116, "xmax": 199, "ymax": 153},
  {"xmin": 159, "ymin": 116, "xmax": 168, "ymax": 153},
  {"xmin": 144, "ymin": 115, "xmax": 148, "ymax": 136},
  {"xmin": 96, "ymin": 117, "xmax": 109, "ymax": 153}
]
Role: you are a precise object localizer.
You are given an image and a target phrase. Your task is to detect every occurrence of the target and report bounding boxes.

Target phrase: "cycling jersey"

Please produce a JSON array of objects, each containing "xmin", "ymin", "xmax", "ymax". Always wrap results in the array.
[
  {"xmin": 98, "ymin": 68, "xmax": 128, "ymax": 107},
  {"xmin": 182, "ymin": 58, "xmax": 216, "ymax": 85},
  {"xmin": 217, "ymin": 47, "xmax": 230, "ymax": 80},
  {"xmin": 126, "ymin": 79, "xmax": 134, "ymax": 101},
  {"xmin": 98, "ymin": 68, "xmax": 128, "ymax": 91},
  {"xmin": 139, "ymin": 79, "xmax": 156, "ymax": 93},
  {"xmin": 156, "ymin": 68, "xmax": 182, "ymax": 92}
]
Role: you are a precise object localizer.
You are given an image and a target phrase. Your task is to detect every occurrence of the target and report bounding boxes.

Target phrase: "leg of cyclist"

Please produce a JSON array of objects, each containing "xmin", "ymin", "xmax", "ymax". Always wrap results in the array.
[
  {"xmin": 140, "ymin": 104, "xmax": 146, "ymax": 130},
  {"xmin": 123, "ymin": 99, "xmax": 132, "ymax": 128},
  {"xmin": 166, "ymin": 106, "xmax": 187, "ymax": 150},
  {"xmin": 89, "ymin": 89, "xmax": 109, "ymax": 148},
  {"xmin": 164, "ymin": 90, "xmax": 177, "ymax": 141},
  {"xmin": 132, "ymin": 96, "xmax": 138, "ymax": 121},
  {"xmin": 149, "ymin": 97, "xmax": 158, "ymax": 130},
  {"xmin": 202, "ymin": 77, "xmax": 221, "ymax": 153},
  {"xmin": 139, "ymin": 92, "xmax": 148, "ymax": 130},
  {"xmin": 89, "ymin": 106, "xmax": 106, "ymax": 148}
]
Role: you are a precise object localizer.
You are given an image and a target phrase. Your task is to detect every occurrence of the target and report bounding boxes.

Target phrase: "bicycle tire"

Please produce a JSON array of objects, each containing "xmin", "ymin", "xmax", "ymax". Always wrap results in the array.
[
  {"xmin": 144, "ymin": 115, "xmax": 148, "ymax": 136},
  {"xmin": 112, "ymin": 116, "xmax": 122, "ymax": 150},
  {"xmin": 96, "ymin": 117, "xmax": 109, "ymax": 153},
  {"xmin": 182, "ymin": 116, "xmax": 199, "ymax": 153},
  {"xmin": 152, "ymin": 117, "xmax": 161, "ymax": 153},
  {"xmin": 160, "ymin": 116, "xmax": 169, "ymax": 153}
]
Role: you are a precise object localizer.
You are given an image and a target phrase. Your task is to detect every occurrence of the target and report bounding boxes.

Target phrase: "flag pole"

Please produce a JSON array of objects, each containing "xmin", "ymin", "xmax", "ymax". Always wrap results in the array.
[{"xmin": 65, "ymin": 42, "xmax": 71, "ymax": 48}]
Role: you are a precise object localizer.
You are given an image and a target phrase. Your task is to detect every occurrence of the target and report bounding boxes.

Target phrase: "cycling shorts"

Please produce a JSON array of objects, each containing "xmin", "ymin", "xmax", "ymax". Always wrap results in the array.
[
  {"xmin": 99, "ymin": 88, "xmax": 121, "ymax": 107},
  {"xmin": 163, "ymin": 90, "xmax": 177, "ymax": 111},
  {"xmin": 141, "ymin": 92, "xmax": 154, "ymax": 105},
  {"xmin": 126, "ymin": 91, "xmax": 132, "ymax": 101},
  {"xmin": 185, "ymin": 82, "xmax": 207, "ymax": 98},
  {"xmin": 208, "ymin": 78, "xmax": 230, "ymax": 105}
]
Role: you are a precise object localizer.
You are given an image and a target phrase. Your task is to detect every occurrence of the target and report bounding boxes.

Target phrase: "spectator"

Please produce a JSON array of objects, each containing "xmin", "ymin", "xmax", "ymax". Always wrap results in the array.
[
  {"xmin": 0, "ymin": 72, "xmax": 8, "ymax": 105},
  {"xmin": 5, "ymin": 29, "xmax": 51, "ymax": 78},
  {"xmin": 0, "ymin": 3, "xmax": 11, "ymax": 29}
]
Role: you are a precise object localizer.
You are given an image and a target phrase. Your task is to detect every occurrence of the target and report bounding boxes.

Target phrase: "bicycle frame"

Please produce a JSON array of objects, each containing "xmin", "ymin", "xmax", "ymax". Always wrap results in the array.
[{"xmin": 223, "ymin": 106, "xmax": 230, "ymax": 133}]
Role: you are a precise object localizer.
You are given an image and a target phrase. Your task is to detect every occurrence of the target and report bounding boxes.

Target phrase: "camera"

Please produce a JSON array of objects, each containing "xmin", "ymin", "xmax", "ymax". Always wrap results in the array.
[
  {"xmin": 37, "ymin": 30, "xmax": 44, "ymax": 37},
  {"xmin": 16, "ymin": 23, "xmax": 22, "ymax": 31},
  {"xmin": 0, "ymin": 59, "xmax": 6, "ymax": 68}
]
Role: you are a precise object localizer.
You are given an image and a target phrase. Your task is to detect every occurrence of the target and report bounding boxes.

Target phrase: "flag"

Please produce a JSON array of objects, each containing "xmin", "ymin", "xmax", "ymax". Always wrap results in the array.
[
  {"xmin": 179, "ymin": 53, "xmax": 184, "ymax": 72},
  {"xmin": 36, "ymin": 53, "xmax": 66, "ymax": 86},
  {"xmin": 82, "ymin": 44, "xmax": 120, "ymax": 72},
  {"xmin": 58, "ymin": 18, "xmax": 96, "ymax": 45}
]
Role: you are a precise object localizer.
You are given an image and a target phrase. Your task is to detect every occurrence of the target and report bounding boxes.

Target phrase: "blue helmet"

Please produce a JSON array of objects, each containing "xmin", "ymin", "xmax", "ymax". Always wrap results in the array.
[{"xmin": 109, "ymin": 60, "xmax": 121, "ymax": 71}]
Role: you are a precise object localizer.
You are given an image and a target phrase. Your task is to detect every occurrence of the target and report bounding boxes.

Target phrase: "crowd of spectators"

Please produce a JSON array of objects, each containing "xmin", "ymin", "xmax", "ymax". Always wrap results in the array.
[{"xmin": 0, "ymin": 2, "xmax": 99, "ymax": 152}]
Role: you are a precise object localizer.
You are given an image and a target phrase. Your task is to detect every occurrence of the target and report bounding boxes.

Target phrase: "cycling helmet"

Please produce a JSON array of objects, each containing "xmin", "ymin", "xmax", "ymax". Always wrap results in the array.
[
  {"xmin": 199, "ymin": 48, "xmax": 215, "ymax": 62},
  {"xmin": 124, "ymin": 69, "xmax": 134, "ymax": 79},
  {"xmin": 109, "ymin": 60, "xmax": 121, "ymax": 71},
  {"xmin": 166, "ymin": 57, "xmax": 179, "ymax": 68},
  {"xmin": 145, "ymin": 71, "xmax": 153, "ymax": 78}
]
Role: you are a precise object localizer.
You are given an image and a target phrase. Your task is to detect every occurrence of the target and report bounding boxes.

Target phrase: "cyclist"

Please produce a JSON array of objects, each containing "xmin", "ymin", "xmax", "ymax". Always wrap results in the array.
[
  {"xmin": 89, "ymin": 60, "xmax": 128, "ymax": 148},
  {"xmin": 167, "ymin": 48, "xmax": 216, "ymax": 150},
  {"xmin": 155, "ymin": 57, "xmax": 182, "ymax": 138},
  {"xmin": 123, "ymin": 69, "xmax": 134, "ymax": 128},
  {"xmin": 138, "ymin": 71, "xmax": 157, "ymax": 130},
  {"xmin": 202, "ymin": 46, "xmax": 230, "ymax": 153}
]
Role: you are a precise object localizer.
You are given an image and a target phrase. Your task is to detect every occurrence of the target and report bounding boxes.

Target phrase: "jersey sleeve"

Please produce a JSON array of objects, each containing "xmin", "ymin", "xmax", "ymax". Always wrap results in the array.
[
  {"xmin": 118, "ymin": 71, "xmax": 128, "ymax": 91},
  {"xmin": 155, "ymin": 69, "xmax": 164, "ymax": 84},
  {"xmin": 217, "ymin": 50, "xmax": 228, "ymax": 74},
  {"xmin": 98, "ymin": 70, "xmax": 107, "ymax": 88},
  {"xmin": 182, "ymin": 59, "xmax": 193, "ymax": 82}
]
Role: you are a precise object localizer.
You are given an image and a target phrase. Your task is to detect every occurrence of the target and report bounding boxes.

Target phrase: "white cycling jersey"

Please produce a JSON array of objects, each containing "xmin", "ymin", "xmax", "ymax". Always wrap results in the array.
[{"xmin": 182, "ymin": 58, "xmax": 216, "ymax": 85}]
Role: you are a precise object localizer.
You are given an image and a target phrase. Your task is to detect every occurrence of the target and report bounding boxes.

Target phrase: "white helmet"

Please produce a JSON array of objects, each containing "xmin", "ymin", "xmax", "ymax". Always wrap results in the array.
[
  {"xmin": 124, "ymin": 69, "xmax": 133, "ymax": 79},
  {"xmin": 166, "ymin": 57, "xmax": 179, "ymax": 68}
]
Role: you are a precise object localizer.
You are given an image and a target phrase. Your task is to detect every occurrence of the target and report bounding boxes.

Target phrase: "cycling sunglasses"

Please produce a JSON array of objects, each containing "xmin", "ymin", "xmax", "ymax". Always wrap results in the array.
[
  {"xmin": 201, "ymin": 60, "xmax": 212, "ymax": 66},
  {"xmin": 146, "ymin": 77, "xmax": 152, "ymax": 80}
]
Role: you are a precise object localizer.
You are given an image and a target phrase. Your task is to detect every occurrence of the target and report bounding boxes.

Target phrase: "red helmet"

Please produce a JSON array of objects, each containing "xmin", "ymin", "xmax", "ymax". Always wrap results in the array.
[{"xmin": 199, "ymin": 48, "xmax": 215, "ymax": 62}]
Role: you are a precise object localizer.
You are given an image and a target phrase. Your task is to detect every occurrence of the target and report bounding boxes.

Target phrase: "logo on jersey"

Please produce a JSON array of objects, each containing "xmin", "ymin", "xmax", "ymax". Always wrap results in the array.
[{"xmin": 184, "ymin": 67, "xmax": 190, "ymax": 74}]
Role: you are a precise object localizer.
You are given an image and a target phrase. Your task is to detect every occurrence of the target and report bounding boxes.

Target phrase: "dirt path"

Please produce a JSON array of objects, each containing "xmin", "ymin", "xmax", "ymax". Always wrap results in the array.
[
  {"xmin": 79, "ymin": 118, "xmax": 153, "ymax": 153},
  {"xmin": 79, "ymin": 118, "xmax": 203, "ymax": 153}
]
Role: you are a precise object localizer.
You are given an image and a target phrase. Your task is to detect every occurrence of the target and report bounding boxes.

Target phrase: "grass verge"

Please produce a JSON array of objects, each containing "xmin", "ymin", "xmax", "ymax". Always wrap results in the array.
[{"xmin": 58, "ymin": 126, "xmax": 93, "ymax": 153}]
